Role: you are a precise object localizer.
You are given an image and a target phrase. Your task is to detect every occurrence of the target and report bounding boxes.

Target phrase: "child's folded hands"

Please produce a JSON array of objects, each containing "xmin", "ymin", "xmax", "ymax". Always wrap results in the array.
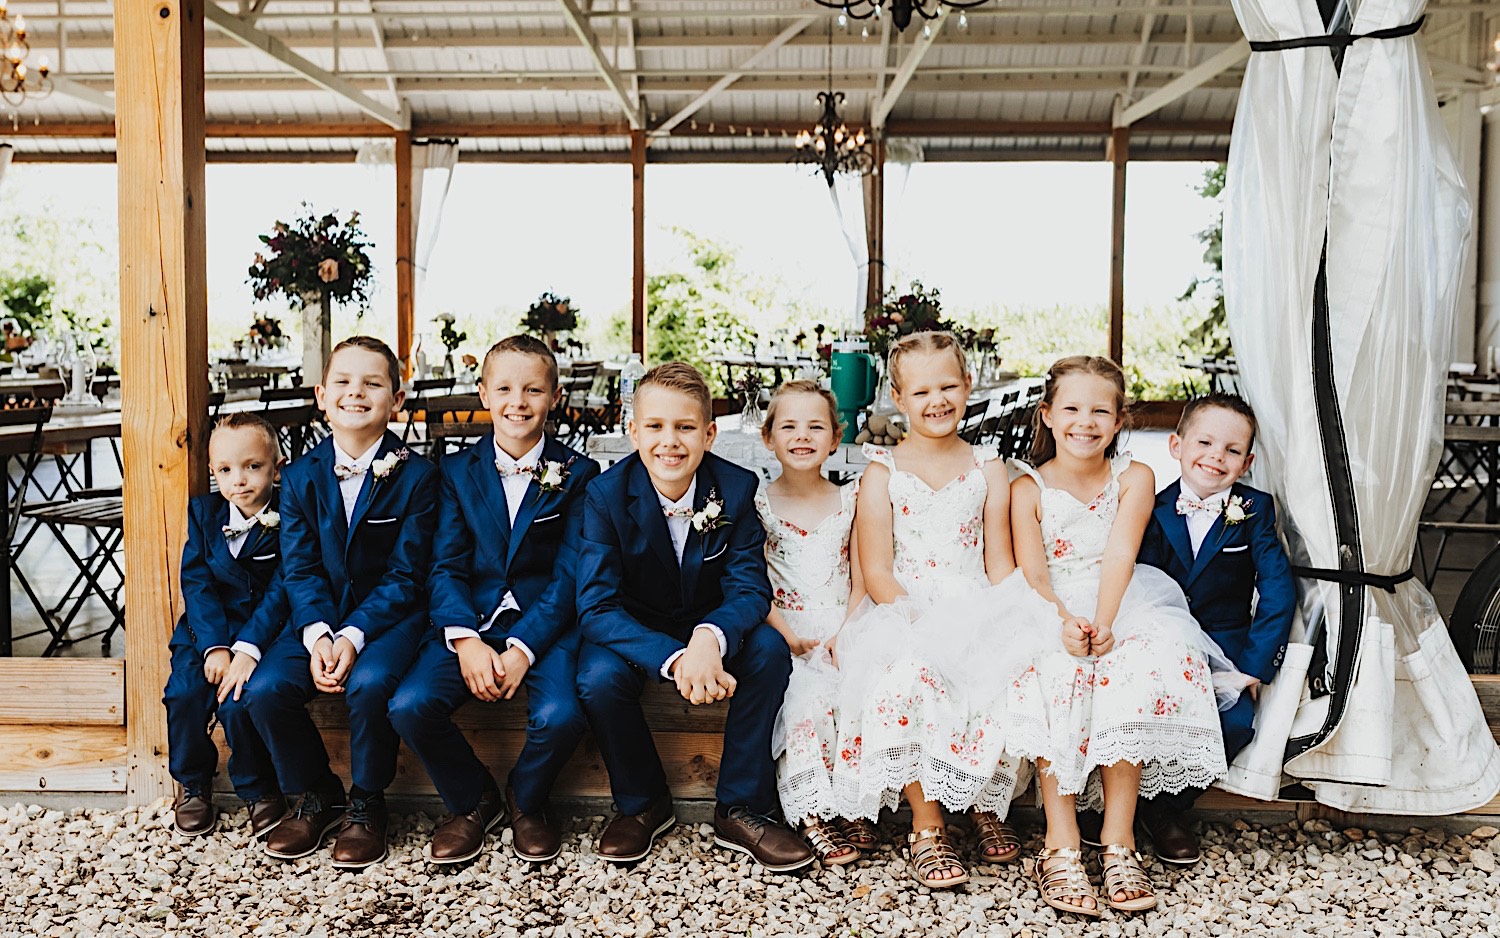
[
  {"xmin": 1061, "ymin": 615, "xmax": 1092, "ymax": 657},
  {"xmin": 202, "ymin": 648, "xmax": 231, "ymax": 685}
]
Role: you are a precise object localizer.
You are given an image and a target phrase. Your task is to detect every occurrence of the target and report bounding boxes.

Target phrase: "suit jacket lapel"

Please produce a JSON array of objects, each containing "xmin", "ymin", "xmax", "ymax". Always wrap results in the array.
[
  {"xmin": 346, "ymin": 433, "xmax": 400, "ymax": 542},
  {"xmin": 236, "ymin": 491, "xmax": 281, "ymax": 568},
  {"xmin": 677, "ymin": 463, "xmax": 714, "ymax": 606},
  {"xmin": 311, "ymin": 441, "xmax": 350, "ymax": 546},
  {"xmin": 469, "ymin": 434, "xmax": 513, "ymax": 558},
  {"xmin": 210, "ymin": 502, "xmax": 254, "ymax": 588},
  {"xmin": 503, "ymin": 437, "xmax": 567, "ymax": 573},
  {"xmin": 627, "ymin": 458, "xmax": 680, "ymax": 578},
  {"xmin": 1155, "ymin": 481, "xmax": 1195, "ymax": 573},
  {"xmin": 1186, "ymin": 490, "xmax": 1233, "ymax": 586}
]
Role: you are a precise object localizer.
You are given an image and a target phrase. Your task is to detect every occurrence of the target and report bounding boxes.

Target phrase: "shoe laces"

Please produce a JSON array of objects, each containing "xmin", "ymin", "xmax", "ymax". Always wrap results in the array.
[
  {"xmin": 292, "ymin": 792, "xmax": 327, "ymax": 820},
  {"xmin": 725, "ymin": 805, "xmax": 775, "ymax": 831},
  {"xmin": 347, "ymin": 795, "xmax": 380, "ymax": 827}
]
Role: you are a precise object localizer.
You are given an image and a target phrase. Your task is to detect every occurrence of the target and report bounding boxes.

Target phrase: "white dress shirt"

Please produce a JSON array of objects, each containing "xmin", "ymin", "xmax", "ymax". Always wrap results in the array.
[
  {"xmin": 302, "ymin": 439, "xmax": 382, "ymax": 655},
  {"xmin": 655, "ymin": 480, "xmax": 728, "ymax": 678},
  {"xmin": 443, "ymin": 437, "xmax": 544, "ymax": 664},
  {"xmin": 1181, "ymin": 482, "xmax": 1230, "ymax": 558}
]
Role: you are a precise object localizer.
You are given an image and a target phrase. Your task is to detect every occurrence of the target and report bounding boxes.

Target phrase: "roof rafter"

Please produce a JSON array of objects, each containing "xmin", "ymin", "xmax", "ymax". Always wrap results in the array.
[
  {"xmin": 872, "ymin": 13, "xmax": 946, "ymax": 132},
  {"xmin": 203, "ymin": 3, "xmax": 410, "ymax": 129},
  {"xmin": 50, "ymin": 74, "xmax": 116, "ymax": 114},
  {"xmin": 1118, "ymin": 38, "xmax": 1248, "ymax": 126},
  {"xmin": 655, "ymin": 15, "xmax": 818, "ymax": 136},
  {"xmin": 1123, "ymin": 0, "xmax": 1168, "ymax": 103},
  {"xmin": 556, "ymin": 0, "xmax": 644, "ymax": 129}
]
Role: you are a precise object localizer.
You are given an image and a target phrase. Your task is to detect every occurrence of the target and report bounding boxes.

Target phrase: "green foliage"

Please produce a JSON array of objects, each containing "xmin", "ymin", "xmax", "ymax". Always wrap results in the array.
[
  {"xmin": 642, "ymin": 229, "xmax": 762, "ymax": 395},
  {"xmin": 520, "ymin": 291, "xmax": 580, "ymax": 334},
  {"xmin": 1180, "ymin": 163, "xmax": 1230, "ymax": 356},
  {"xmin": 0, "ymin": 274, "xmax": 54, "ymax": 329},
  {"xmin": 247, "ymin": 205, "xmax": 375, "ymax": 312},
  {"xmin": 0, "ymin": 188, "xmax": 118, "ymax": 349}
]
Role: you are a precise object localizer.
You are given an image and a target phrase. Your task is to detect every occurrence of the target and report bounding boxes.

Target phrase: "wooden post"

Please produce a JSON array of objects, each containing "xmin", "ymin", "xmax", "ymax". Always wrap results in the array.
[
  {"xmin": 1108, "ymin": 125, "xmax": 1129, "ymax": 365},
  {"xmin": 114, "ymin": 0, "xmax": 208, "ymax": 805},
  {"xmin": 395, "ymin": 131, "xmax": 415, "ymax": 377},
  {"xmin": 864, "ymin": 137, "xmax": 886, "ymax": 316},
  {"xmin": 631, "ymin": 129, "xmax": 647, "ymax": 356}
]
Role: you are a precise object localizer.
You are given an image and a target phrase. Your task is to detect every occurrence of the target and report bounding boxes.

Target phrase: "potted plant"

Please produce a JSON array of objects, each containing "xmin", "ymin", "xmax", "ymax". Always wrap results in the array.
[{"xmin": 520, "ymin": 291, "xmax": 579, "ymax": 351}]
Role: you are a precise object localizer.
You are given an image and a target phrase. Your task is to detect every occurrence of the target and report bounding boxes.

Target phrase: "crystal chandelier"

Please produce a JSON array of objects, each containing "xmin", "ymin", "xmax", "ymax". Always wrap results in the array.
[
  {"xmin": 792, "ymin": 21, "xmax": 874, "ymax": 186},
  {"xmin": 0, "ymin": 1, "xmax": 51, "ymax": 108},
  {"xmin": 811, "ymin": 0, "xmax": 992, "ymax": 33}
]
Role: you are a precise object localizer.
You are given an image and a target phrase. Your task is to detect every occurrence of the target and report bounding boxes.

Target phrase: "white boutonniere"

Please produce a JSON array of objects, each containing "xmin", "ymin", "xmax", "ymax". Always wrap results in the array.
[
  {"xmin": 692, "ymin": 489, "xmax": 730, "ymax": 533},
  {"xmin": 533, "ymin": 459, "xmax": 570, "ymax": 494},
  {"xmin": 372, "ymin": 448, "xmax": 409, "ymax": 481},
  {"xmin": 1222, "ymin": 494, "xmax": 1254, "ymax": 525},
  {"xmin": 258, "ymin": 510, "xmax": 280, "ymax": 529}
]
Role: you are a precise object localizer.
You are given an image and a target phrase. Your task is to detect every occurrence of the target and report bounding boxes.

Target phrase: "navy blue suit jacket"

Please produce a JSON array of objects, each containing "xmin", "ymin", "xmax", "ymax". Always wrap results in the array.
[
  {"xmin": 173, "ymin": 492, "xmax": 289, "ymax": 656},
  {"xmin": 1138, "ymin": 479, "xmax": 1296, "ymax": 684},
  {"xmin": 428, "ymin": 433, "xmax": 600, "ymax": 659},
  {"xmin": 279, "ymin": 431, "xmax": 439, "ymax": 641},
  {"xmin": 576, "ymin": 452, "xmax": 772, "ymax": 674}
]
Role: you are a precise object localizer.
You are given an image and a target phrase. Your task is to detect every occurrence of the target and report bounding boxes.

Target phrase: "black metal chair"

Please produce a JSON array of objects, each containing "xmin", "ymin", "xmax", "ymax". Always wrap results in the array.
[
  {"xmin": 425, "ymin": 394, "xmax": 487, "ymax": 463},
  {"xmin": 260, "ymin": 386, "xmax": 325, "ymax": 459},
  {"xmin": 957, "ymin": 400, "xmax": 990, "ymax": 444},
  {"xmin": 402, "ymin": 377, "xmax": 459, "ymax": 450},
  {"xmin": 20, "ymin": 493, "xmax": 124, "ymax": 655}
]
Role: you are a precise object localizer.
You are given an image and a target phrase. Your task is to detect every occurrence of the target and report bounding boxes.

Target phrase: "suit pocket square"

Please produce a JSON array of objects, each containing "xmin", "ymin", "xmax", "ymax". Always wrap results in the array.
[
  {"xmin": 367, "ymin": 517, "xmax": 399, "ymax": 525},
  {"xmin": 703, "ymin": 544, "xmax": 729, "ymax": 562},
  {"xmin": 1222, "ymin": 545, "xmax": 1249, "ymax": 553},
  {"xmin": 250, "ymin": 553, "xmax": 278, "ymax": 561},
  {"xmin": 533, "ymin": 513, "xmax": 562, "ymax": 524}
]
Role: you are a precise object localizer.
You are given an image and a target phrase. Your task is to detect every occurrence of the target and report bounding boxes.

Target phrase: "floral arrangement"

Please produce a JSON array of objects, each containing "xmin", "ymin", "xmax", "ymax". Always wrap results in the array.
[
  {"xmin": 521, "ymin": 291, "xmax": 579, "ymax": 337},
  {"xmin": 864, "ymin": 281, "xmax": 950, "ymax": 360},
  {"xmin": 435, "ymin": 312, "xmax": 467, "ymax": 353},
  {"xmin": 732, "ymin": 372, "xmax": 765, "ymax": 409},
  {"xmin": 248, "ymin": 315, "xmax": 283, "ymax": 347},
  {"xmin": 372, "ymin": 448, "xmax": 409, "ymax": 481},
  {"xmin": 246, "ymin": 206, "xmax": 376, "ymax": 312},
  {"xmin": 692, "ymin": 490, "xmax": 729, "ymax": 533},
  {"xmin": 1223, "ymin": 494, "xmax": 1254, "ymax": 525}
]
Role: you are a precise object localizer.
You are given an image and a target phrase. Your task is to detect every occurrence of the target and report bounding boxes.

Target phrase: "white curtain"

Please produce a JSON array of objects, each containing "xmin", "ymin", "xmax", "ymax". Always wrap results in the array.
[
  {"xmin": 824, "ymin": 171, "xmax": 869, "ymax": 330},
  {"xmin": 0, "ymin": 143, "xmax": 12, "ymax": 192},
  {"xmin": 411, "ymin": 139, "xmax": 460, "ymax": 320},
  {"xmin": 1221, "ymin": 0, "xmax": 1500, "ymax": 813}
]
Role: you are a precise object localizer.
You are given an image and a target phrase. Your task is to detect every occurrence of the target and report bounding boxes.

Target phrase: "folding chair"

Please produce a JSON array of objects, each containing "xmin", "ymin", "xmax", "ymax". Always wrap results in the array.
[
  {"xmin": 21, "ymin": 493, "xmax": 125, "ymax": 655},
  {"xmin": 403, "ymin": 377, "xmax": 458, "ymax": 451},
  {"xmin": 0, "ymin": 405, "xmax": 53, "ymax": 654},
  {"xmin": 261, "ymin": 386, "xmax": 325, "ymax": 459},
  {"xmin": 425, "ymin": 394, "xmax": 487, "ymax": 463},
  {"xmin": 957, "ymin": 400, "xmax": 990, "ymax": 444}
]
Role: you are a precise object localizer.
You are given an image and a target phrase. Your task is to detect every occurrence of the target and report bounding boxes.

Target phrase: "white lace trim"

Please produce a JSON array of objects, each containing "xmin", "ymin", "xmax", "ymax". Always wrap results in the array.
[
  {"xmin": 1007, "ymin": 712, "xmax": 1226, "ymax": 797},
  {"xmin": 832, "ymin": 741, "xmax": 1021, "ymax": 821}
]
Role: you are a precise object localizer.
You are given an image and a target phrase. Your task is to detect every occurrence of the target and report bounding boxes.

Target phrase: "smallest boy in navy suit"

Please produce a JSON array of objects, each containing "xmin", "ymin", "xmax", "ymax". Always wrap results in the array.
[
  {"xmin": 575, "ymin": 362, "xmax": 814, "ymax": 872},
  {"xmin": 163, "ymin": 413, "xmax": 290, "ymax": 839},
  {"xmin": 389, "ymin": 335, "xmax": 600, "ymax": 864},
  {"xmin": 1134, "ymin": 393, "xmax": 1295, "ymax": 865}
]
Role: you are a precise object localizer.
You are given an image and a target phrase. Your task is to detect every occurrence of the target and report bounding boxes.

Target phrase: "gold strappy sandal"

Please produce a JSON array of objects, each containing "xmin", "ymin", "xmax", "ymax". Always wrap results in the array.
[
  {"xmin": 803, "ymin": 818, "xmax": 861, "ymax": 866},
  {"xmin": 1032, "ymin": 846, "xmax": 1102, "ymax": 919},
  {"xmin": 1098, "ymin": 844, "xmax": 1159, "ymax": 913},
  {"xmin": 839, "ymin": 817, "xmax": 879, "ymax": 849},
  {"xmin": 971, "ymin": 811, "xmax": 1021, "ymax": 864},
  {"xmin": 907, "ymin": 826, "xmax": 970, "ymax": 889}
]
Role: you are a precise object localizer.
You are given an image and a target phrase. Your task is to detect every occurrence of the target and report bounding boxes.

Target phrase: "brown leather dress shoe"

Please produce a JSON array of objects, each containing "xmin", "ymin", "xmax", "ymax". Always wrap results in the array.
[
  {"xmin": 265, "ymin": 789, "xmax": 346, "ymax": 860},
  {"xmin": 1139, "ymin": 811, "xmax": 1201, "ymax": 866},
  {"xmin": 248, "ymin": 793, "xmax": 288, "ymax": 839},
  {"xmin": 332, "ymin": 792, "xmax": 390, "ymax": 869},
  {"xmin": 173, "ymin": 789, "xmax": 217, "ymax": 837},
  {"xmin": 598, "ymin": 793, "xmax": 676, "ymax": 863},
  {"xmin": 713, "ymin": 804, "xmax": 816, "ymax": 873},
  {"xmin": 430, "ymin": 787, "xmax": 506, "ymax": 865},
  {"xmin": 506, "ymin": 785, "xmax": 562, "ymax": 862}
]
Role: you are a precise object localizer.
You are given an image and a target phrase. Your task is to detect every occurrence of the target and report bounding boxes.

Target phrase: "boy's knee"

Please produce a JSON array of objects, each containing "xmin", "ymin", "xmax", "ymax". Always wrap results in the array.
[
  {"xmin": 576, "ymin": 655, "xmax": 635, "ymax": 710},
  {"xmin": 734, "ymin": 626, "xmax": 792, "ymax": 678},
  {"xmin": 387, "ymin": 684, "xmax": 447, "ymax": 733},
  {"xmin": 529, "ymin": 695, "xmax": 587, "ymax": 740}
]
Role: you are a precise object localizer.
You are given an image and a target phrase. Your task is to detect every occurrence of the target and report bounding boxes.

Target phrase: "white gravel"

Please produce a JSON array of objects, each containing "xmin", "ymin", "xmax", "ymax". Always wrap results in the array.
[{"xmin": 3, "ymin": 801, "xmax": 1500, "ymax": 937}]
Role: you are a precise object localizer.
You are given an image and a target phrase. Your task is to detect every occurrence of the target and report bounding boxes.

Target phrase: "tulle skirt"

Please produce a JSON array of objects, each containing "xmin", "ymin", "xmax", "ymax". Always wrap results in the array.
[
  {"xmin": 829, "ymin": 571, "xmax": 1043, "ymax": 821},
  {"xmin": 1005, "ymin": 563, "xmax": 1249, "ymax": 801},
  {"xmin": 772, "ymin": 606, "xmax": 848, "ymax": 825}
]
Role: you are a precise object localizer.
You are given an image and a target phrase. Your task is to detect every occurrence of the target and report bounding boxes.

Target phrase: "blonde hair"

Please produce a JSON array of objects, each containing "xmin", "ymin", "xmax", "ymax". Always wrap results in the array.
[
  {"xmin": 760, "ymin": 379, "xmax": 844, "ymax": 445},
  {"xmin": 1030, "ymin": 355, "xmax": 1128, "ymax": 464},
  {"xmin": 887, "ymin": 331, "xmax": 969, "ymax": 393},
  {"xmin": 637, "ymin": 362, "xmax": 712, "ymax": 422},
  {"xmin": 482, "ymin": 334, "xmax": 558, "ymax": 390},
  {"xmin": 210, "ymin": 412, "xmax": 280, "ymax": 461}
]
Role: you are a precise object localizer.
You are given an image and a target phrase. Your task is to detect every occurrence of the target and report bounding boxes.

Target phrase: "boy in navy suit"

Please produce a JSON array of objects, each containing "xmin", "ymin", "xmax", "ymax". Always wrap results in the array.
[
  {"xmin": 388, "ymin": 335, "xmax": 600, "ymax": 864},
  {"xmin": 575, "ymin": 363, "xmax": 813, "ymax": 872},
  {"xmin": 242, "ymin": 336, "xmax": 438, "ymax": 868},
  {"xmin": 162, "ymin": 413, "xmax": 289, "ymax": 839},
  {"xmin": 1133, "ymin": 393, "xmax": 1295, "ymax": 864}
]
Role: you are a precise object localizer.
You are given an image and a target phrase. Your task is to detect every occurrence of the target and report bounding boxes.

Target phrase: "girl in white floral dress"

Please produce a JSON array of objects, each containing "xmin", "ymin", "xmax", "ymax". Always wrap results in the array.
[
  {"xmin": 1008, "ymin": 356, "xmax": 1245, "ymax": 918},
  {"xmin": 757, "ymin": 380, "xmax": 870, "ymax": 866},
  {"xmin": 831, "ymin": 332, "xmax": 1040, "ymax": 890}
]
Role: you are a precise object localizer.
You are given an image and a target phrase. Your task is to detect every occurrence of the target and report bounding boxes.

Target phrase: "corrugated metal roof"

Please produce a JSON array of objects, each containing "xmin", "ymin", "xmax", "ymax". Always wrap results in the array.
[{"xmin": 1, "ymin": 0, "xmax": 1493, "ymax": 161}]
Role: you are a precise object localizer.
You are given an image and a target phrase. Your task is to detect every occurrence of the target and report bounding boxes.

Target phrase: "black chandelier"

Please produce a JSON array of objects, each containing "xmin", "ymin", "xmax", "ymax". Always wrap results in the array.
[
  {"xmin": 0, "ymin": 1, "xmax": 51, "ymax": 108},
  {"xmin": 792, "ymin": 91, "xmax": 873, "ymax": 187},
  {"xmin": 811, "ymin": 0, "xmax": 992, "ymax": 33}
]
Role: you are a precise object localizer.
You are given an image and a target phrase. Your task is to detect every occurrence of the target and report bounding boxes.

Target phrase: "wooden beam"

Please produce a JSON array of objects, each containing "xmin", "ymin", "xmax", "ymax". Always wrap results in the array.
[
  {"xmin": 49, "ymin": 74, "xmax": 115, "ymax": 113},
  {"xmin": 1122, "ymin": 0, "xmax": 1167, "ymax": 104},
  {"xmin": 654, "ymin": 15, "xmax": 818, "ymax": 135},
  {"xmin": 0, "ymin": 659, "xmax": 124, "ymax": 725},
  {"xmin": 1109, "ymin": 124, "xmax": 1129, "ymax": 365},
  {"xmin": 864, "ymin": 137, "xmax": 885, "ymax": 311},
  {"xmin": 395, "ymin": 131, "xmax": 415, "ymax": 378},
  {"xmin": 556, "ymin": 0, "xmax": 644, "ymax": 129},
  {"xmin": 0, "ymin": 725, "xmax": 126, "ymax": 792},
  {"xmin": 872, "ymin": 13, "xmax": 947, "ymax": 132},
  {"xmin": 202, "ymin": 3, "xmax": 410, "ymax": 130},
  {"xmin": 631, "ymin": 129, "xmax": 647, "ymax": 356},
  {"xmin": 115, "ymin": 0, "xmax": 208, "ymax": 806},
  {"xmin": 1119, "ymin": 39, "xmax": 1249, "ymax": 126}
]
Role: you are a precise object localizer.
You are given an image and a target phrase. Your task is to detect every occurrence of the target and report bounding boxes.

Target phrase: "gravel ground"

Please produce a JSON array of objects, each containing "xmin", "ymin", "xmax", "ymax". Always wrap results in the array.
[{"xmin": 3, "ymin": 801, "xmax": 1500, "ymax": 938}]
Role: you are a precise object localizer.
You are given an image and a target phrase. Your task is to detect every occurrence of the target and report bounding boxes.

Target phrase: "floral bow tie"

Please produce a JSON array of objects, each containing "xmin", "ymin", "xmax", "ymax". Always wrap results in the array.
[
  {"xmin": 222, "ymin": 519, "xmax": 257, "ymax": 539},
  {"xmin": 1175, "ymin": 493, "xmax": 1224, "ymax": 516},
  {"xmin": 495, "ymin": 460, "xmax": 537, "ymax": 478},
  {"xmin": 663, "ymin": 505, "xmax": 695, "ymax": 520},
  {"xmin": 333, "ymin": 463, "xmax": 367, "ymax": 482}
]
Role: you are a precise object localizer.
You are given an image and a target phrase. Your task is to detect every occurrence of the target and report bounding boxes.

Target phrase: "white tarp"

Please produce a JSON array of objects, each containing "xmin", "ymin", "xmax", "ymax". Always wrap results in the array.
[{"xmin": 1221, "ymin": 0, "xmax": 1500, "ymax": 813}]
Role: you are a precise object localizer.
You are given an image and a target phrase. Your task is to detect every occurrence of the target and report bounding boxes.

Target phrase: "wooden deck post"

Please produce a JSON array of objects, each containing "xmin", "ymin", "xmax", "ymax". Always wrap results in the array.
[
  {"xmin": 395, "ymin": 131, "xmax": 415, "ymax": 376},
  {"xmin": 114, "ymin": 0, "xmax": 208, "ymax": 805},
  {"xmin": 631, "ymin": 129, "xmax": 647, "ymax": 356},
  {"xmin": 1108, "ymin": 124, "xmax": 1129, "ymax": 365},
  {"xmin": 864, "ymin": 137, "xmax": 886, "ymax": 316}
]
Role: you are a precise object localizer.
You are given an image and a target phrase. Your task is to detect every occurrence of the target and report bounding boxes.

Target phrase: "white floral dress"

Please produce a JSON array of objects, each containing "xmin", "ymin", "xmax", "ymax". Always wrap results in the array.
[
  {"xmin": 760, "ymin": 482, "xmax": 858, "ymax": 826},
  {"xmin": 1006, "ymin": 455, "xmax": 1235, "ymax": 802},
  {"xmin": 830, "ymin": 444, "xmax": 1037, "ymax": 821}
]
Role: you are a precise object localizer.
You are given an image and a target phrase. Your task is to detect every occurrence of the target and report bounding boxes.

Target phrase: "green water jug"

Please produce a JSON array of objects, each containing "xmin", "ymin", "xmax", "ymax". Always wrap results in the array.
[{"xmin": 830, "ymin": 340, "xmax": 878, "ymax": 443}]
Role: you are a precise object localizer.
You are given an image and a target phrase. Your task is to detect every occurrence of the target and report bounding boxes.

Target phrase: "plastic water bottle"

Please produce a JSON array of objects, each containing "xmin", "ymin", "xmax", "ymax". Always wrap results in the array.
[{"xmin": 619, "ymin": 353, "xmax": 646, "ymax": 429}]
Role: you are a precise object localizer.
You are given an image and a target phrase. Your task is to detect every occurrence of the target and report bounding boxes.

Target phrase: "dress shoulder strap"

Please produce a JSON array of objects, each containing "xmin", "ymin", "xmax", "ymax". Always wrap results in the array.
[
  {"xmin": 1009, "ymin": 458, "xmax": 1046, "ymax": 489},
  {"xmin": 840, "ymin": 478, "xmax": 860, "ymax": 513},
  {"xmin": 862, "ymin": 443, "xmax": 896, "ymax": 472},
  {"xmin": 972, "ymin": 443, "xmax": 1000, "ymax": 466},
  {"xmin": 1108, "ymin": 452, "xmax": 1134, "ymax": 480}
]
